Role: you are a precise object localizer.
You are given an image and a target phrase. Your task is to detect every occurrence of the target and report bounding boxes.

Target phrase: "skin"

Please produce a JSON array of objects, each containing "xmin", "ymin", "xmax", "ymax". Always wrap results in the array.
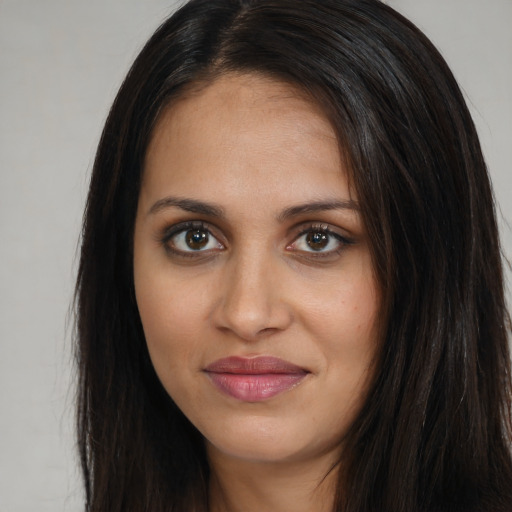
[{"xmin": 133, "ymin": 73, "xmax": 380, "ymax": 512}]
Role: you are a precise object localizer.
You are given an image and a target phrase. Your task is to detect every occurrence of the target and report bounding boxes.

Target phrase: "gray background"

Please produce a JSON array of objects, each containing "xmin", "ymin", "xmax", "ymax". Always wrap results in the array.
[{"xmin": 0, "ymin": 1, "xmax": 510, "ymax": 510}]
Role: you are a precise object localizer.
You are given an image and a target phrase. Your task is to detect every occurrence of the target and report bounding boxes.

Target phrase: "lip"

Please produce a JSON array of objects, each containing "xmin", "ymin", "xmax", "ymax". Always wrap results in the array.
[{"xmin": 204, "ymin": 356, "xmax": 309, "ymax": 402}]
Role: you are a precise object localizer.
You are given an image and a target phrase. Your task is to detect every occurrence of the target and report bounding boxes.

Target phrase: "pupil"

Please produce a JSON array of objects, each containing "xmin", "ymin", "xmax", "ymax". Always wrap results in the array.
[
  {"xmin": 307, "ymin": 231, "xmax": 328, "ymax": 250},
  {"xmin": 186, "ymin": 229, "xmax": 208, "ymax": 250}
]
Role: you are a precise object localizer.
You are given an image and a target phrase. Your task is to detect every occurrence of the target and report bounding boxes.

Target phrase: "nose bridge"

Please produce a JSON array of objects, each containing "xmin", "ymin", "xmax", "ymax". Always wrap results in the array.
[{"xmin": 213, "ymin": 243, "xmax": 291, "ymax": 340}]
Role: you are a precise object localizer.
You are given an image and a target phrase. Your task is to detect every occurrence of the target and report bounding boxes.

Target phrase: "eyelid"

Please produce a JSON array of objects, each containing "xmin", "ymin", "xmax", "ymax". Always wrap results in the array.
[
  {"xmin": 156, "ymin": 220, "xmax": 355, "ymax": 262},
  {"xmin": 289, "ymin": 222, "xmax": 354, "ymax": 243},
  {"xmin": 286, "ymin": 222, "xmax": 355, "ymax": 256},
  {"xmin": 158, "ymin": 220, "xmax": 225, "ymax": 257}
]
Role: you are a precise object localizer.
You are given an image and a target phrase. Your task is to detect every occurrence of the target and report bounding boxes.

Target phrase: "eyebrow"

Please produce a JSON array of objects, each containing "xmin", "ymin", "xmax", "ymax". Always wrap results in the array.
[
  {"xmin": 148, "ymin": 196, "xmax": 360, "ymax": 219},
  {"xmin": 148, "ymin": 196, "xmax": 225, "ymax": 217},
  {"xmin": 277, "ymin": 199, "xmax": 360, "ymax": 221}
]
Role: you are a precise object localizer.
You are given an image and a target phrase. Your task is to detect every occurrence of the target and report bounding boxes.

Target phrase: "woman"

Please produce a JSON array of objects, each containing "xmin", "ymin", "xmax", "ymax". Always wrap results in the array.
[{"xmin": 75, "ymin": 0, "xmax": 512, "ymax": 510}]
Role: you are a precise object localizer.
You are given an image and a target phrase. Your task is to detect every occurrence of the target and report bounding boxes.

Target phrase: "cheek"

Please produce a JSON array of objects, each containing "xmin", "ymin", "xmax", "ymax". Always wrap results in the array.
[
  {"xmin": 134, "ymin": 262, "xmax": 207, "ymax": 378},
  {"xmin": 293, "ymin": 261, "xmax": 380, "ymax": 408},
  {"xmin": 298, "ymin": 268, "xmax": 379, "ymax": 349}
]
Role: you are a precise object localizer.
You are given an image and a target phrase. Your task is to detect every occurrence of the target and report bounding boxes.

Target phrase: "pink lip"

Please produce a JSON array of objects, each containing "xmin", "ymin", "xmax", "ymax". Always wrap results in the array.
[{"xmin": 204, "ymin": 356, "xmax": 309, "ymax": 402}]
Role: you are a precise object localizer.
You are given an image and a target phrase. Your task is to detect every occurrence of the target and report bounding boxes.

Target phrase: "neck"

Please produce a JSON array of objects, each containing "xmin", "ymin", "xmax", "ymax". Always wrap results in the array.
[{"xmin": 207, "ymin": 446, "xmax": 340, "ymax": 512}]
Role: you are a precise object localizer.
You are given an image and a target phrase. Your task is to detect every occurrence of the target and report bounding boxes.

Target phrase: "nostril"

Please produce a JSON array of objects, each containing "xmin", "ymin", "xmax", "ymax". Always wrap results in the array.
[
  {"xmin": 212, "ymin": 295, "xmax": 293, "ymax": 342},
  {"xmin": 257, "ymin": 327, "xmax": 280, "ymax": 336}
]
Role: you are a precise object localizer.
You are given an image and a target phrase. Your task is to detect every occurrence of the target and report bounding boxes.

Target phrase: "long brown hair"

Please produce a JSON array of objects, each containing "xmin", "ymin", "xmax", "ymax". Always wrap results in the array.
[{"xmin": 75, "ymin": 1, "xmax": 512, "ymax": 510}]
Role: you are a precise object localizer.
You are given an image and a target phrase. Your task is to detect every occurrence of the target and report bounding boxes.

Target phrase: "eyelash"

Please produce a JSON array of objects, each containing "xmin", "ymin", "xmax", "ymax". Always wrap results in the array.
[
  {"xmin": 158, "ymin": 221, "xmax": 354, "ymax": 260},
  {"xmin": 159, "ymin": 221, "xmax": 223, "ymax": 259},
  {"xmin": 288, "ymin": 224, "xmax": 354, "ymax": 259}
]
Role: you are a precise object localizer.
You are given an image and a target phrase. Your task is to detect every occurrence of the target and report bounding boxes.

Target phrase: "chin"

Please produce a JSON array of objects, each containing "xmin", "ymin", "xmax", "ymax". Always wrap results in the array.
[
  {"xmin": 208, "ymin": 438, "xmax": 309, "ymax": 465},
  {"xmin": 202, "ymin": 415, "xmax": 343, "ymax": 466}
]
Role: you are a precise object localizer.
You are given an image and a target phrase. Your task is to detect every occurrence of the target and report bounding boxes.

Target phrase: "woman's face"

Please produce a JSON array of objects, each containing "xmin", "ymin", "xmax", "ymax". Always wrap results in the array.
[{"xmin": 134, "ymin": 74, "xmax": 380, "ymax": 467}]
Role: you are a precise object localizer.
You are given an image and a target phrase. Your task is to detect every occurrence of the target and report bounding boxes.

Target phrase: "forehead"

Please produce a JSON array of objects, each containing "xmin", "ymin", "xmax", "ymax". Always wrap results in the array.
[
  {"xmin": 152, "ymin": 72, "xmax": 334, "ymax": 138},
  {"xmin": 141, "ymin": 73, "xmax": 354, "ymax": 214},
  {"xmin": 146, "ymin": 73, "xmax": 340, "ymax": 162}
]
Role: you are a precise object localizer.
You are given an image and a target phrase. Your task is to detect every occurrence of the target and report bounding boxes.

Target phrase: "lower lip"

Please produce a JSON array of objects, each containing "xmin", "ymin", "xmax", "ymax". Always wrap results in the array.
[{"xmin": 205, "ymin": 372, "xmax": 307, "ymax": 402}]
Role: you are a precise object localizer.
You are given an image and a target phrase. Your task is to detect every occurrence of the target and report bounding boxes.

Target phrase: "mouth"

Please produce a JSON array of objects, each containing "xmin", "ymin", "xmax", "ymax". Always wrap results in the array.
[{"xmin": 203, "ymin": 356, "xmax": 309, "ymax": 402}]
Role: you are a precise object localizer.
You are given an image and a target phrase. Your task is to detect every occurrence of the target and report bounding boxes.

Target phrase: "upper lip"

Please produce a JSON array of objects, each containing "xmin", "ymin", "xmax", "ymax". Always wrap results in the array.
[{"xmin": 204, "ymin": 356, "xmax": 308, "ymax": 375}]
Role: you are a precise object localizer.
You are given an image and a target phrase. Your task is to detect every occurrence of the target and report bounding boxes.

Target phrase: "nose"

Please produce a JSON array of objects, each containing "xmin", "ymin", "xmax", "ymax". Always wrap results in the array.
[{"xmin": 211, "ymin": 249, "xmax": 293, "ymax": 341}]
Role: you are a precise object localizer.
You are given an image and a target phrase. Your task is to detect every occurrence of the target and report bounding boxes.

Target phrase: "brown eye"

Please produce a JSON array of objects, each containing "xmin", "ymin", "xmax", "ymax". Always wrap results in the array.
[
  {"xmin": 185, "ymin": 229, "xmax": 209, "ymax": 250},
  {"xmin": 287, "ymin": 225, "xmax": 352, "ymax": 257},
  {"xmin": 306, "ymin": 231, "xmax": 329, "ymax": 251},
  {"xmin": 163, "ymin": 223, "xmax": 224, "ymax": 256}
]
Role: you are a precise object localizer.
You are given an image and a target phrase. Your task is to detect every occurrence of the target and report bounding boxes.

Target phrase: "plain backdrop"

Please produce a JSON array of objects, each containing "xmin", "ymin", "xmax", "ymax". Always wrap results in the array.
[{"xmin": 0, "ymin": 1, "xmax": 510, "ymax": 510}]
